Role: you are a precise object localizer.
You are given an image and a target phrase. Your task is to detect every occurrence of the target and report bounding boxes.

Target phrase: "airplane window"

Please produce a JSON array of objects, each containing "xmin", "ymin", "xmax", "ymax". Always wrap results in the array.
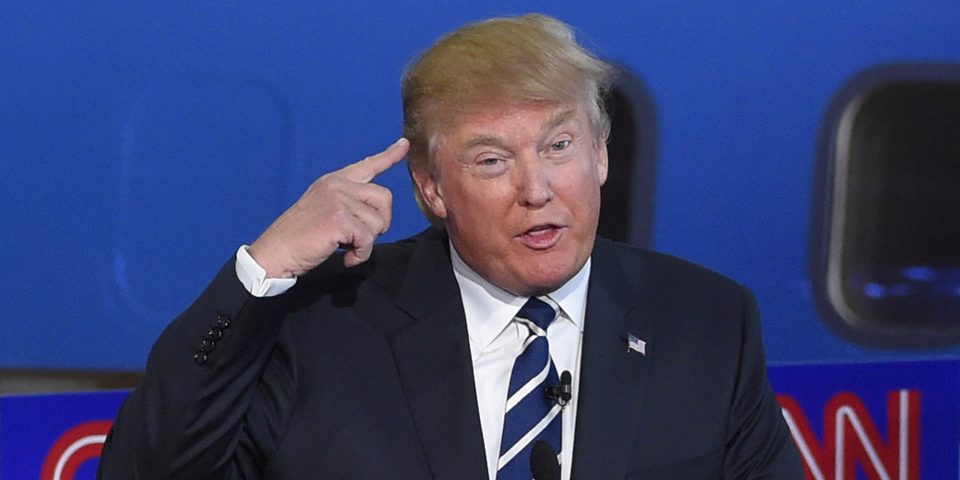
[{"xmin": 812, "ymin": 65, "xmax": 960, "ymax": 346}]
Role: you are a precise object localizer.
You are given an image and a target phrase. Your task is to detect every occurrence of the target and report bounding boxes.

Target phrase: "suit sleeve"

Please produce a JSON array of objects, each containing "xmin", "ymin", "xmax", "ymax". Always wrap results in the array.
[
  {"xmin": 98, "ymin": 257, "xmax": 294, "ymax": 479},
  {"xmin": 723, "ymin": 288, "xmax": 805, "ymax": 479}
]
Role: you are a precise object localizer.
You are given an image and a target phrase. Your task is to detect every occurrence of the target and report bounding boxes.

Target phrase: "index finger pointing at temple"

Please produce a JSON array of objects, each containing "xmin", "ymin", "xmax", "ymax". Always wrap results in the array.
[{"xmin": 341, "ymin": 138, "xmax": 410, "ymax": 184}]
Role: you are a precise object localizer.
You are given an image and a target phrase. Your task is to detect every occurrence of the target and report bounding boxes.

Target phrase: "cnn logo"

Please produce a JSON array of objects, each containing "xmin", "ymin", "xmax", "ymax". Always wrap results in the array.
[{"xmin": 778, "ymin": 390, "xmax": 921, "ymax": 480}]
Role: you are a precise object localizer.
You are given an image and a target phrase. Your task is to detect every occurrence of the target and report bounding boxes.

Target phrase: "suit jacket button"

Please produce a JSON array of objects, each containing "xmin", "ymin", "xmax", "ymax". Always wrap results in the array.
[
  {"xmin": 200, "ymin": 339, "xmax": 216, "ymax": 352},
  {"xmin": 194, "ymin": 351, "xmax": 208, "ymax": 365}
]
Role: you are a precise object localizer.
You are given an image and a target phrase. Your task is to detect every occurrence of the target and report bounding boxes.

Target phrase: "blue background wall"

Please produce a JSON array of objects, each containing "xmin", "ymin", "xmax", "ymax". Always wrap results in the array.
[{"xmin": 2, "ymin": 1, "xmax": 959, "ymax": 370}]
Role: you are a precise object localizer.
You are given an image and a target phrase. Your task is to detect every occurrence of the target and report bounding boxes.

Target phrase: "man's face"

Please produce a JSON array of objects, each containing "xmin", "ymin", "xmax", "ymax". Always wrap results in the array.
[{"xmin": 413, "ymin": 101, "xmax": 608, "ymax": 296}]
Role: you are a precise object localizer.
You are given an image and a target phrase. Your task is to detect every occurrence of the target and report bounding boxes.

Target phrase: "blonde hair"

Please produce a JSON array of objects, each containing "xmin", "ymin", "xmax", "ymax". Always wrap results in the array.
[{"xmin": 402, "ymin": 13, "xmax": 614, "ymax": 220}]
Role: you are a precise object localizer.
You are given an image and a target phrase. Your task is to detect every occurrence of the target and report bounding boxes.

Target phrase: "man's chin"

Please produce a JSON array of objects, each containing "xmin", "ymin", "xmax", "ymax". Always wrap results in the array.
[{"xmin": 508, "ymin": 268, "xmax": 579, "ymax": 297}]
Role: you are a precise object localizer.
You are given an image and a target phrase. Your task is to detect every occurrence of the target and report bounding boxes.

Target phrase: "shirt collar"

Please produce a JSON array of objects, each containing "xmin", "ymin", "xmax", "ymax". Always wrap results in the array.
[{"xmin": 450, "ymin": 241, "xmax": 590, "ymax": 355}]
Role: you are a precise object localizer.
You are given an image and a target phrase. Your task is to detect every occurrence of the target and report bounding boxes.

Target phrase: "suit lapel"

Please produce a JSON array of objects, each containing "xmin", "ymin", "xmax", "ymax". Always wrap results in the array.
[
  {"xmin": 571, "ymin": 239, "xmax": 655, "ymax": 479},
  {"xmin": 388, "ymin": 228, "xmax": 488, "ymax": 480}
]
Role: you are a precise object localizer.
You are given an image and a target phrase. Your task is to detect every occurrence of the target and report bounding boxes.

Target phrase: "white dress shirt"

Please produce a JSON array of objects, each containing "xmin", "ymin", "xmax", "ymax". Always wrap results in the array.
[
  {"xmin": 235, "ymin": 246, "xmax": 297, "ymax": 297},
  {"xmin": 235, "ymin": 244, "xmax": 589, "ymax": 480}
]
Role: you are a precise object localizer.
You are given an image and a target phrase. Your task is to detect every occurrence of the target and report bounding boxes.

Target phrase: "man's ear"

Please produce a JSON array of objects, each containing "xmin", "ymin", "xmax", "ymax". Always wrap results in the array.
[
  {"xmin": 596, "ymin": 139, "xmax": 609, "ymax": 186},
  {"xmin": 411, "ymin": 166, "xmax": 447, "ymax": 219}
]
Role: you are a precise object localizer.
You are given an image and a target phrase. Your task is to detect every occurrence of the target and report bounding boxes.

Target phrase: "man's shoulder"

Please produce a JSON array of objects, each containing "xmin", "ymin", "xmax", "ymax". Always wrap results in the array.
[
  {"xmin": 594, "ymin": 237, "xmax": 747, "ymax": 297},
  {"xmin": 592, "ymin": 238, "xmax": 756, "ymax": 345}
]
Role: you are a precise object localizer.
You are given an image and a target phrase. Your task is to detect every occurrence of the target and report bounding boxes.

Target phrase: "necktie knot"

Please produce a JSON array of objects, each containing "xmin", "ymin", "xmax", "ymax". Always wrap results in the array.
[{"xmin": 516, "ymin": 297, "xmax": 557, "ymax": 332}]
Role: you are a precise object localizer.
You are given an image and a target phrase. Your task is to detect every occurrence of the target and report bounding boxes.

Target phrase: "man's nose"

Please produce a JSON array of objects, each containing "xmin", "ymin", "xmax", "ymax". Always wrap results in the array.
[{"xmin": 516, "ymin": 154, "xmax": 553, "ymax": 207}]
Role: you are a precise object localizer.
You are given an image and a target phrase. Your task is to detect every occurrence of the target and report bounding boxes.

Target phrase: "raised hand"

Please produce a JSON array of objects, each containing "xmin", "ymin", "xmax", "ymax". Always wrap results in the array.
[{"xmin": 248, "ymin": 138, "xmax": 409, "ymax": 278}]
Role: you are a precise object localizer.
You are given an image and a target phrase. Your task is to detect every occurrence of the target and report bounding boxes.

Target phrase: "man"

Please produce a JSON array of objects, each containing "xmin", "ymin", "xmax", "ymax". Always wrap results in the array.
[{"xmin": 99, "ymin": 14, "xmax": 803, "ymax": 479}]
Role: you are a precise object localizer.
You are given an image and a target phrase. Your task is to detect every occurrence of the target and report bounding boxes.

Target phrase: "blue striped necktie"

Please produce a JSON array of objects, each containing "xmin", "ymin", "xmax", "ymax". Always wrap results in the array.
[{"xmin": 497, "ymin": 296, "xmax": 562, "ymax": 480}]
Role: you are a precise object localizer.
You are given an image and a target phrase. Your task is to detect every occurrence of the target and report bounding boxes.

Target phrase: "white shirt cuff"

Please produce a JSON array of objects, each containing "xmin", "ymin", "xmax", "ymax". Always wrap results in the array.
[{"xmin": 235, "ymin": 245, "xmax": 297, "ymax": 297}]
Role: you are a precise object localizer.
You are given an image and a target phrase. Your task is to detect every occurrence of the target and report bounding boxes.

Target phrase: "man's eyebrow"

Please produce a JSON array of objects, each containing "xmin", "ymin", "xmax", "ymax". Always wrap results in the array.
[
  {"xmin": 460, "ymin": 109, "xmax": 578, "ymax": 149},
  {"xmin": 462, "ymin": 134, "xmax": 506, "ymax": 149},
  {"xmin": 539, "ymin": 109, "xmax": 578, "ymax": 136}
]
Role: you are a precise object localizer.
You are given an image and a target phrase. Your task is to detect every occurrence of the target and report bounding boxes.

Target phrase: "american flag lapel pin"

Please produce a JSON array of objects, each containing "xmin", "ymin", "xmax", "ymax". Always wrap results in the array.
[{"xmin": 627, "ymin": 334, "xmax": 646, "ymax": 355}]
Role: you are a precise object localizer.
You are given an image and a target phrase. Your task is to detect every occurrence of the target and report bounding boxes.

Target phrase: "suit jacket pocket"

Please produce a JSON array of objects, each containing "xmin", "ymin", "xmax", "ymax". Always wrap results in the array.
[{"xmin": 625, "ymin": 448, "xmax": 722, "ymax": 480}]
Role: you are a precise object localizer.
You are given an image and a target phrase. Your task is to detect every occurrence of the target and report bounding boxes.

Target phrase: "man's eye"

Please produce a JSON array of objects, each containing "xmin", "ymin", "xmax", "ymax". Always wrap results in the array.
[
  {"xmin": 479, "ymin": 157, "xmax": 501, "ymax": 166},
  {"xmin": 552, "ymin": 140, "xmax": 571, "ymax": 151}
]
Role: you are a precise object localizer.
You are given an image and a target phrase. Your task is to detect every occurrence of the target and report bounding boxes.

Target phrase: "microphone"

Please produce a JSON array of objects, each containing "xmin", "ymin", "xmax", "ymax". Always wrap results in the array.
[
  {"xmin": 530, "ymin": 440, "xmax": 561, "ymax": 480},
  {"xmin": 545, "ymin": 370, "xmax": 572, "ymax": 407}
]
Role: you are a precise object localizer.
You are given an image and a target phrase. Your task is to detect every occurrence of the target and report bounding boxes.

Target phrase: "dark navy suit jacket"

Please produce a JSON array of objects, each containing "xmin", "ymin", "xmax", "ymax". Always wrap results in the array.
[{"xmin": 99, "ymin": 227, "xmax": 802, "ymax": 479}]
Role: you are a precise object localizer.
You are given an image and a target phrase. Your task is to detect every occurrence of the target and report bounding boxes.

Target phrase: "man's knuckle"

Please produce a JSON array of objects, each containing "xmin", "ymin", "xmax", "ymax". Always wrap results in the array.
[
  {"xmin": 330, "ymin": 208, "xmax": 351, "ymax": 225},
  {"xmin": 359, "ymin": 229, "xmax": 376, "ymax": 245}
]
